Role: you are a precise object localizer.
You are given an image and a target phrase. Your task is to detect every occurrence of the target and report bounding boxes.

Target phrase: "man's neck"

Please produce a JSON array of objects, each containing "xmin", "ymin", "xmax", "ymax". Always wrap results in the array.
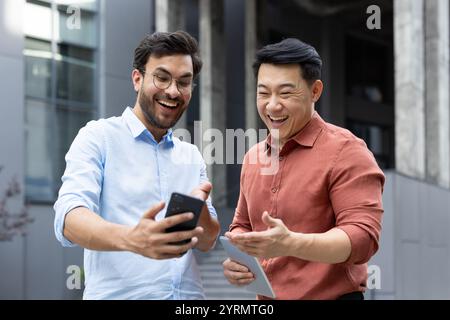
[
  {"xmin": 277, "ymin": 110, "xmax": 315, "ymax": 150},
  {"xmin": 132, "ymin": 104, "xmax": 167, "ymax": 142}
]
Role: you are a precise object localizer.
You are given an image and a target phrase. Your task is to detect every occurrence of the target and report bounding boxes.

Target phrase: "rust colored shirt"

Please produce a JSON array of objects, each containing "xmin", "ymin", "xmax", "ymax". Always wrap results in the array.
[{"xmin": 230, "ymin": 112, "xmax": 385, "ymax": 300}]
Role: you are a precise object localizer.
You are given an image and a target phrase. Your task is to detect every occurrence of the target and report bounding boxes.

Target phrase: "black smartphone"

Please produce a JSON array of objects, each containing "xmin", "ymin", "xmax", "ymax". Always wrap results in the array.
[{"xmin": 165, "ymin": 192, "xmax": 205, "ymax": 244}]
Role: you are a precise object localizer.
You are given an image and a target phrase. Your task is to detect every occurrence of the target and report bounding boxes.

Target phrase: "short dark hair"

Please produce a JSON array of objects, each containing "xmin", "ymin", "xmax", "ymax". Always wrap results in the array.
[
  {"xmin": 133, "ymin": 30, "xmax": 203, "ymax": 78},
  {"xmin": 253, "ymin": 38, "xmax": 322, "ymax": 85}
]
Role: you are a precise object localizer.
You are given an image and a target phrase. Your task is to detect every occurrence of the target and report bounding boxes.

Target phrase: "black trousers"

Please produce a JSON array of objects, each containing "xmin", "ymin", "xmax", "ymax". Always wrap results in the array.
[{"xmin": 336, "ymin": 291, "xmax": 364, "ymax": 300}]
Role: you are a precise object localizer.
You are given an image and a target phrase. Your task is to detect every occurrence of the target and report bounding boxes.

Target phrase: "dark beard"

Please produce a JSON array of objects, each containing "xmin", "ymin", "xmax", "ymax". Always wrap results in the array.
[{"xmin": 138, "ymin": 86, "xmax": 184, "ymax": 130}]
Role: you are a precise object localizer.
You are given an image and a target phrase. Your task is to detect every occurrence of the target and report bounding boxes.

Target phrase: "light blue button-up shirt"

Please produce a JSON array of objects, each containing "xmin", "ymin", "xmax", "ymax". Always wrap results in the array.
[{"xmin": 54, "ymin": 107, "xmax": 218, "ymax": 300}]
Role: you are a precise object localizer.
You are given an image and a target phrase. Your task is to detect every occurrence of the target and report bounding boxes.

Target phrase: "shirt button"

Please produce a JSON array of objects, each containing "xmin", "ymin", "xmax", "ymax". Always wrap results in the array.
[{"xmin": 271, "ymin": 187, "xmax": 278, "ymax": 193}]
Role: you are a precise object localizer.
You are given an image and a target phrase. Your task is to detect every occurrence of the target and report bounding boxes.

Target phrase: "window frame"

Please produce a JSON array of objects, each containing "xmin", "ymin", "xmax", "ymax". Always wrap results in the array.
[{"xmin": 24, "ymin": 0, "xmax": 99, "ymax": 204}]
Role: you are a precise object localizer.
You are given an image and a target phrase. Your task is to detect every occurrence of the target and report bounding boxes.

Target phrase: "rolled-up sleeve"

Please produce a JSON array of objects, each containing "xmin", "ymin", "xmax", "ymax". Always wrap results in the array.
[
  {"xmin": 53, "ymin": 121, "xmax": 105, "ymax": 247},
  {"xmin": 329, "ymin": 138, "xmax": 385, "ymax": 264}
]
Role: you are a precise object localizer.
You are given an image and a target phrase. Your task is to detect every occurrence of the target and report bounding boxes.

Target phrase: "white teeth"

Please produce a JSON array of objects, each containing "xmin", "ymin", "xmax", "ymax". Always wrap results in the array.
[
  {"xmin": 158, "ymin": 100, "xmax": 178, "ymax": 108},
  {"xmin": 268, "ymin": 115, "xmax": 288, "ymax": 121}
]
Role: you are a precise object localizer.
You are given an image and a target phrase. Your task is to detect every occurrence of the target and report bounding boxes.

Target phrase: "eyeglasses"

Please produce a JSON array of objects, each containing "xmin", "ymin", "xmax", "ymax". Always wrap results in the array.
[{"xmin": 140, "ymin": 69, "xmax": 195, "ymax": 94}]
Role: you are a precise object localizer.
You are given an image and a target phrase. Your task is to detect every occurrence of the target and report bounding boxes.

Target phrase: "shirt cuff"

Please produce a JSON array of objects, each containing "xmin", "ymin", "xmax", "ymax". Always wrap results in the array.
[
  {"xmin": 336, "ymin": 224, "xmax": 375, "ymax": 265},
  {"xmin": 54, "ymin": 200, "xmax": 90, "ymax": 248}
]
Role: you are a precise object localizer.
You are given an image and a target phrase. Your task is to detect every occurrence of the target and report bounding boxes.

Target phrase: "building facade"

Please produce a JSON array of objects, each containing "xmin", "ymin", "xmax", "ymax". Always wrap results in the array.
[{"xmin": 0, "ymin": 0, "xmax": 449, "ymax": 299}]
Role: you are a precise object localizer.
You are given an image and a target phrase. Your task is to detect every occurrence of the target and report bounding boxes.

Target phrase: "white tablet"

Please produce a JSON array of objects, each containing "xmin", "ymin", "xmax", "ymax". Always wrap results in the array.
[{"xmin": 219, "ymin": 236, "xmax": 276, "ymax": 299}]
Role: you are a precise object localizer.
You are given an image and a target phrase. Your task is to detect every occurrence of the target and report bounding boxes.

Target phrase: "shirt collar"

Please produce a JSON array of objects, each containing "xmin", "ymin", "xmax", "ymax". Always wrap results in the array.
[
  {"xmin": 266, "ymin": 111, "xmax": 324, "ymax": 152},
  {"xmin": 123, "ymin": 107, "xmax": 174, "ymax": 147}
]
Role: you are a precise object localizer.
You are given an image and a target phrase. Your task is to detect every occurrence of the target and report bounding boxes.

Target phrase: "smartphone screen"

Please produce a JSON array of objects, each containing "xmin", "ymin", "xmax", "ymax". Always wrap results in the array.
[{"xmin": 165, "ymin": 192, "xmax": 205, "ymax": 244}]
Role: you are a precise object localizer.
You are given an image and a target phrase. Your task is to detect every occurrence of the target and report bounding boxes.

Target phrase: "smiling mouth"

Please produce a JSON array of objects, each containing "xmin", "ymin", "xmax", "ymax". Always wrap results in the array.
[
  {"xmin": 268, "ymin": 114, "xmax": 288, "ymax": 124},
  {"xmin": 157, "ymin": 99, "xmax": 179, "ymax": 110}
]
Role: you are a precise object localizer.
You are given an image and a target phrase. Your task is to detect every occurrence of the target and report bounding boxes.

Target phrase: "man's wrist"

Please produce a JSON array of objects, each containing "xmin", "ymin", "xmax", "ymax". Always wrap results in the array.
[
  {"xmin": 287, "ymin": 232, "xmax": 314, "ymax": 259},
  {"xmin": 114, "ymin": 224, "xmax": 133, "ymax": 252}
]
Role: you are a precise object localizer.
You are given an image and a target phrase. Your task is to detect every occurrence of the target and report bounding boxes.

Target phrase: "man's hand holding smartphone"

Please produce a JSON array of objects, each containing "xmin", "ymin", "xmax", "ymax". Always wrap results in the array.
[
  {"xmin": 165, "ymin": 192, "xmax": 205, "ymax": 243},
  {"xmin": 124, "ymin": 201, "xmax": 203, "ymax": 260},
  {"xmin": 123, "ymin": 183, "xmax": 211, "ymax": 260}
]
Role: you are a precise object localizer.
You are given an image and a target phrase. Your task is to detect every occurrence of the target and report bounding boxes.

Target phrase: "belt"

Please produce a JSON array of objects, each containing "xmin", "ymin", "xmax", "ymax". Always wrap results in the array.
[{"xmin": 336, "ymin": 291, "xmax": 364, "ymax": 300}]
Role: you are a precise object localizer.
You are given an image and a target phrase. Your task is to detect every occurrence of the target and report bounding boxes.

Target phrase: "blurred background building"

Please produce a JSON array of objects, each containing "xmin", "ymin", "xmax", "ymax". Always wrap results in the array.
[{"xmin": 0, "ymin": 0, "xmax": 449, "ymax": 299}]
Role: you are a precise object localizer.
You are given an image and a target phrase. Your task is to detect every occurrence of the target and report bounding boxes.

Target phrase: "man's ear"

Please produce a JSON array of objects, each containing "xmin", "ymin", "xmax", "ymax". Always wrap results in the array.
[
  {"xmin": 131, "ymin": 69, "xmax": 142, "ymax": 93},
  {"xmin": 311, "ymin": 80, "xmax": 323, "ymax": 103}
]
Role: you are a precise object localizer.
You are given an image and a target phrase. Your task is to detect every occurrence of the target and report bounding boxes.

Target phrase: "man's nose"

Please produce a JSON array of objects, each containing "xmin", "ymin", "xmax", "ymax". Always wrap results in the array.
[
  {"xmin": 165, "ymin": 80, "xmax": 180, "ymax": 98},
  {"xmin": 267, "ymin": 95, "xmax": 282, "ymax": 112}
]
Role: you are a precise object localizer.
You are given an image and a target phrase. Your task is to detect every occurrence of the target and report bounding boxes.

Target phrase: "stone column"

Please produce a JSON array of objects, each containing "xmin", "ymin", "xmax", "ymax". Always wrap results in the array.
[
  {"xmin": 99, "ymin": 0, "xmax": 152, "ymax": 118},
  {"xmin": 155, "ymin": 0, "xmax": 185, "ymax": 32},
  {"xmin": 199, "ymin": 0, "xmax": 227, "ymax": 206},
  {"xmin": 425, "ymin": 0, "xmax": 450, "ymax": 188},
  {"xmin": 245, "ymin": 0, "xmax": 258, "ymax": 131},
  {"xmin": 0, "ymin": 0, "xmax": 26, "ymax": 299},
  {"xmin": 394, "ymin": 0, "xmax": 426, "ymax": 179},
  {"xmin": 155, "ymin": 0, "xmax": 188, "ymax": 130}
]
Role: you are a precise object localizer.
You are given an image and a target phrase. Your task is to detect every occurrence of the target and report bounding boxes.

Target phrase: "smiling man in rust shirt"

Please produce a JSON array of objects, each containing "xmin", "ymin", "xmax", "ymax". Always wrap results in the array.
[{"xmin": 222, "ymin": 38, "xmax": 385, "ymax": 300}]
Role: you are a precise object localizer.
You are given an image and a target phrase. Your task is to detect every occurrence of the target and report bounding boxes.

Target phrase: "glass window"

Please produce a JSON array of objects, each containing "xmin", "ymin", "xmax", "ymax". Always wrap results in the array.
[
  {"xmin": 24, "ymin": 1, "xmax": 53, "ymax": 41},
  {"xmin": 53, "ymin": 105, "xmax": 95, "ymax": 192},
  {"xmin": 56, "ymin": 6, "xmax": 97, "ymax": 48},
  {"xmin": 24, "ymin": 0, "xmax": 98, "ymax": 202},
  {"xmin": 25, "ymin": 99, "xmax": 55, "ymax": 202},
  {"xmin": 347, "ymin": 120, "xmax": 393, "ymax": 169},
  {"xmin": 25, "ymin": 37, "xmax": 52, "ymax": 99},
  {"xmin": 55, "ymin": 0, "xmax": 97, "ymax": 12},
  {"xmin": 345, "ymin": 35, "xmax": 392, "ymax": 104},
  {"xmin": 56, "ymin": 57, "xmax": 95, "ymax": 103},
  {"xmin": 57, "ymin": 42, "xmax": 94, "ymax": 61}
]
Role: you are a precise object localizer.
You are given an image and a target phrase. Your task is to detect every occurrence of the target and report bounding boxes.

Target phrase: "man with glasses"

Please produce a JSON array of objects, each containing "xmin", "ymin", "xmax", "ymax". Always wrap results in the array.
[{"xmin": 54, "ymin": 31, "xmax": 220, "ymax": 300}]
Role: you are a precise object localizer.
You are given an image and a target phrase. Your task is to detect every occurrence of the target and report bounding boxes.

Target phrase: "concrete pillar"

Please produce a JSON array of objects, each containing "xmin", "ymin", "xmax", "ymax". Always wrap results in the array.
[
  {"xmin": 199, "ymin": 0, "xmax": 227, "ymax": 206},
  {"xmin": 394, "ymin": 0, "xmax": 426, "ymax": 179},
  {"xmin": 245, "ymin": 0, "xmax": 258, "ymax": 131},
  {"xmin": 155, "ymin": 0, "xmax": 188, "ymax": 130},
  {"xmin": 99, "ymin": 0, "xmax": 152, "ymax": 118},
  {"xmin": 155, "ymin": 0, "xmax": 185, "ymax": 32},
  {"xmin": 0, "ymin": 0, "xmax": 26, "ymax": 299},
  {"xmin": 425, "ymin": 0, "xmax": 450, "ymax": 188}
]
